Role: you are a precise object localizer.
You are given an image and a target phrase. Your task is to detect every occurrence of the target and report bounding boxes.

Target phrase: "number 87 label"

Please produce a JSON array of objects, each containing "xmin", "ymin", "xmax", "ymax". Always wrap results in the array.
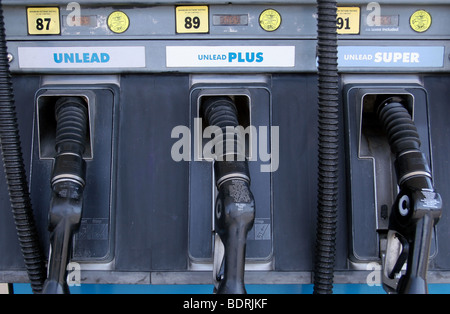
[
  {"xmin": 27, "ymin": 7, "xmax": 61, "ymax": 35},
  {"xmin": 176, "ymin": 6, "xmax": 209, "ymax": 34}
]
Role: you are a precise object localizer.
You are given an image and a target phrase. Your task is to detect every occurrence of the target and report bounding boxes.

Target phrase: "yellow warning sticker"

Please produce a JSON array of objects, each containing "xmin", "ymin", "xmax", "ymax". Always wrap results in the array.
[
  {"xmin": 27, "ymin": 7, "xmax": 60, "ymax": 35},
  {"xmin": 337, "ymin": 7, "xmax": 360, "ymax": 35},
  {"xmin": 176, "ymin": 6, "xmax": 209, "ymax": 34},
  {"xmin": 259, "ymin": 9, "xmax": 282, "ymax": 32},
  {"xmin": 410, "ymin": 10, "xmax": 432, "ymax": 33},
  {"xmin": 107, "ymin": 11, "xmax": 130, "ymax": 34}
]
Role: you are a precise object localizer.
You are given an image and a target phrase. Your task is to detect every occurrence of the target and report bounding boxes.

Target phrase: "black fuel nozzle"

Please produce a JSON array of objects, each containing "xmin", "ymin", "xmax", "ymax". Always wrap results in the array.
[
  {"xmin": 201, "ymin": 97, "xmax": 255, "ymax": 294},
  {"xmin": 43, "ymin": 97, "xmax": 88, "ymax": 294},
  {"xmin": 214, "ymin": 174, "xmax": 255, "ymax": 294},
  {"xmin": 377, "ymin": 97, "xmax": 442, "ymax": 294}
]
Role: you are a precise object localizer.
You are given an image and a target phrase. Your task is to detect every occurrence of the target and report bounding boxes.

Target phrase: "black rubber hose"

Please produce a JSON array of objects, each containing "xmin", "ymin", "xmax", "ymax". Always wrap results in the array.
[
  {"xmin": 203, "ymin": 96, "xmax": 239, "ymax": 129},
  {"xmin": 0, "ymin": 1, "xmax": 46, "ymax": 293},
  {"xmin": 51, "ymin": 97, "xmax": 88, "ymax": 188},
  {"xmin": 55, "ymin": 97, "xmax": 88, "ymax": 156},
  {"xmin": 377, "ymin": 98, "xmax": 432, "ymax": 190},
  {"xmin": 202, "ymin": 96, "xmax": 249, "ymax": 184},
  {"xmin": 377, "ymin": 98, "xmax": 421, "ymax": 156},
  {"xmin": 313, "ymin": 0, "xmax": 339, "ymax": 294},
  {"xmin": 202, "ymin": 97, "xmax": 244, "ymax": 159}
]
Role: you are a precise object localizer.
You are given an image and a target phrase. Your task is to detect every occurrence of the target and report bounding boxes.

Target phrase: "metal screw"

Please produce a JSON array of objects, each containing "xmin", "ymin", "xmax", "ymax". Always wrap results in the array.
[{"xmin": 7, "ymin": 53, "xmax": 13, "ymax": 63}]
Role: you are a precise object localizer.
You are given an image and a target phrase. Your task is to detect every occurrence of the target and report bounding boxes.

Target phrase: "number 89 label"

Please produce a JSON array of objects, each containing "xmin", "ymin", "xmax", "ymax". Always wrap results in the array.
[
  {"xmin": 27, "ymin": 7, "xmax": 61, "ymax": 35},
  {"xmin": 176, "ymin": 6, "xmax": 209, "ymax": 34}
]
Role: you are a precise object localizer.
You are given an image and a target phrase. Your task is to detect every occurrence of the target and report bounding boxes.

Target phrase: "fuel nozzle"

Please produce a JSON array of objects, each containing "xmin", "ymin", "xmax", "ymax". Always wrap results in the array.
[
  {"xmin": 43, "ymin": 97, "xmax": 88, "ymax": 294},
  {"xmin": 201, "ymin": 96, "xmax": 255, "ymax": 294},
  {"xmin": 377, "ymin": 97, "xmax": 442, "ymax": 294}
]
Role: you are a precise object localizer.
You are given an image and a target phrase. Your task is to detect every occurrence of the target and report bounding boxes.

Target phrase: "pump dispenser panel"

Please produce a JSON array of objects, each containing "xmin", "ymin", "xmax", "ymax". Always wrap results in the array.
[{"xmin": 33, "ymin": 85, "xmax": 118, "ymax": 266}]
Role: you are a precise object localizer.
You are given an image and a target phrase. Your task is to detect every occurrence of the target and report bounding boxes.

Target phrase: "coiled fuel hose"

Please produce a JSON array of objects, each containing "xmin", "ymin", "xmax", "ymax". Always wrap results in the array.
[{"xmin": 313, "ymin": 0, "xmax": 340, "ymax": 294}]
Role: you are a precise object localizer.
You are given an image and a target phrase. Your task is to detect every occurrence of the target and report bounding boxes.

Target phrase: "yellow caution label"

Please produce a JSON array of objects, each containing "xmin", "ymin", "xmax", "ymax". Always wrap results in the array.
[
  {"xmin": 337, "ymin": 7, "xmax": 360, "ymax": 35},
  {"xmin": 27, "ymin": 7, "xmax": 60, "ymax": 35},
  {"xmin": 259, "ymin": 9, "xmax": 282, "ymax": 32},
  {"xmin": 410, "ymin": 10, "xmax": 432, "ymax": 33},
  {"xmin": 176, "ymin": 6, "xmax": 209, "ymax": 34},
  {"xmin": 107, "ymin": 11, "xmax": 130, "ymax": 34}
]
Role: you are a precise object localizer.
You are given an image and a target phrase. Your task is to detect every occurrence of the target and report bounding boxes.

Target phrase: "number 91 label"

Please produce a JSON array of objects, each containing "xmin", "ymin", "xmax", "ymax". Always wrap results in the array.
[
  {"xmin": 27, "ymin": 7, "xmax": 61, "ymax": 35},
  {"xmin": 336, "ymin": 7, "xmax": 360, "ymax": 35},
  {"xmin": 176, "ymin": 6, "xmax": 209, "ymax": 34}
]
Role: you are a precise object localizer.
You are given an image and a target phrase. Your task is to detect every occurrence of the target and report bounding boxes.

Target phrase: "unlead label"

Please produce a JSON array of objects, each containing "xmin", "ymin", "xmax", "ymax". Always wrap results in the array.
[
  {"xmin": 166, "ymin": 46, "xmax": 295, "ymax": 67},
  {"xmin": 18, "ymin": 46, "xmax": 146, "ymax": 68},
  {"xmin": 338, "ymin": 46, "xmax": 444, "ymax": 68}
]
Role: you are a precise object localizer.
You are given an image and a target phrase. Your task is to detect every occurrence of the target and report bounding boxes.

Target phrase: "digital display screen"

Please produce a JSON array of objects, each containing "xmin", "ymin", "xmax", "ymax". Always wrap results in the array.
[
  {"xmin": 213, "ymin": 14, "xmax": 248, "ymax": 26},
  {"xmin": 63, "ymin": 15, "xmax": 98, "ymax": 27},
  {"xmin": 379, "ymin": 15, "xmax": 399, "ymax": 27},
  {"xmin": 366, "ymin": 15, "xmax": 399, "ymax": 27}
]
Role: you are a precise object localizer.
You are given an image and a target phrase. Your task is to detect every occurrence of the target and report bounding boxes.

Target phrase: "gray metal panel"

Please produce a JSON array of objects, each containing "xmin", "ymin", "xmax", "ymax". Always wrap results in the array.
[
  {"xmin": 3, "ymin": 3, "xmax": 450, "ymax": 74},
  {"xmin": 7, "ymin": 39, "xmax": 450, "ymax": 74},
  {"xmin": 114, "ymin": 74, "xmax": 191, "ymax": 271},
  {"xmin": 4, "ymin": 4, "xmax": 317, "ymax": 40},
  {"xmin": 424, "ymin": 75, "xmax": 450, "ymax": 271},
  {"xmin": 4, "ymin": 4, "xmax": 450, "ymax": 40},
  {"xmin": 3, "ymin": 0, "xmax": 450, "ymax": 5},
  {"xmin": 357, "ymin": 5, "xmax": 450, "ymax": 39},
  {"xmin": 6, "ymin": 40, "xmax": 318, "ymax": 74}
]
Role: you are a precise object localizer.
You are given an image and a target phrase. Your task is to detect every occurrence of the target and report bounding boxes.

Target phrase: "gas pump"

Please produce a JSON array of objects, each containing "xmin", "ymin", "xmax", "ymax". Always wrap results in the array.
[{"xmin": 0, "ymin": 0, "xmax": 449, "ymax": 295}]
